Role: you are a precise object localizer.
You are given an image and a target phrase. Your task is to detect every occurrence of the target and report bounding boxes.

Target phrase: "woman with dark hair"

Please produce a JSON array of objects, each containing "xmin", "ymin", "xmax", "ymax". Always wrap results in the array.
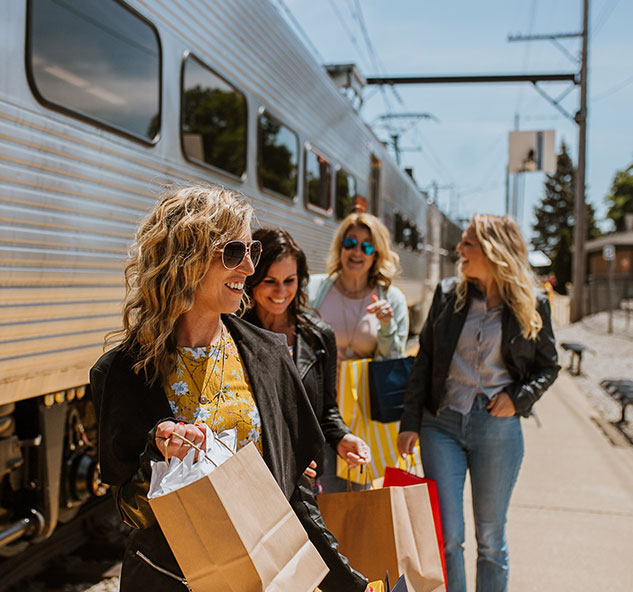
[
  {"xmin": 244, "ymin": 227, "xmax": 370, "ymax": 477},
  {"xmin": 90, "ymin": 186, "xmax": 370, "ymax": 592}
]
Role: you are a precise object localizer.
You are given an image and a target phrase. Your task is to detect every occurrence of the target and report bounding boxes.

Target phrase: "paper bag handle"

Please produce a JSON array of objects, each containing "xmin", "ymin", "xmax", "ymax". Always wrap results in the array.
[
  {"xmin": 398, "ymin": 453, "xmax": 425, "ymax": 477},
  {"xmin": 163, "ymin": 432, "xmax": 218, "ymax": 467}
]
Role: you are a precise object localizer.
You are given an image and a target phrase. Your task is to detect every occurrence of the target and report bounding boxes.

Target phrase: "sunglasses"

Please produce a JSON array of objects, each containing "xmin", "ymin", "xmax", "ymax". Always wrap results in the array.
[
  {"xmin": 219, "ymin": 240, "xmax": 262, "ymax": 270},
  {"xmin": 342, "ymin": 237, "xmax": 376, "ymax": 256}
]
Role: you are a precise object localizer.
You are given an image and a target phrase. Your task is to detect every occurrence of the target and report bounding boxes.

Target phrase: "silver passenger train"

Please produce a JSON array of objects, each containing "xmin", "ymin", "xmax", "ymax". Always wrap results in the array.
[{"xmin": 0, "ymin": 0, "xmax": 451, "ymax": 556}]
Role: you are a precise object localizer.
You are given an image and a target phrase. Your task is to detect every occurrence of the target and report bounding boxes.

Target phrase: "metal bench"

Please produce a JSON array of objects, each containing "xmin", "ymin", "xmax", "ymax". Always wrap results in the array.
[
  {"xmin": 600, "ymin": 379, "xmax": 633, "ymax": 424},
  {"xmin": 561, "ymin": 342, "xmax": 589, "ymax": 376}
]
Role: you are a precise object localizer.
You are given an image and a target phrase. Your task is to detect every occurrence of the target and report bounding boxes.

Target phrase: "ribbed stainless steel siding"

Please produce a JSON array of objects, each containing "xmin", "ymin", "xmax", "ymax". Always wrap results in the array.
[{"xmin": 0, "ymin": 0, "xmax": 427, "ymax": 404}]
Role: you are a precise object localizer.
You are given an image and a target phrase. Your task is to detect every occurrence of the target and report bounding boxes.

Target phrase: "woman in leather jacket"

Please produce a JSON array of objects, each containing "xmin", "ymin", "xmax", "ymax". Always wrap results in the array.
[
  {"xmin": 90, "ymin": 186, "xmax": 369, "ymax": 592},
  {"xmin": 243, "ymin": 227, "xmax": 370, "ymax": 476},
  {"xmin": 398, "ymin": 214, "xmax": 559, "ymax": 592}
]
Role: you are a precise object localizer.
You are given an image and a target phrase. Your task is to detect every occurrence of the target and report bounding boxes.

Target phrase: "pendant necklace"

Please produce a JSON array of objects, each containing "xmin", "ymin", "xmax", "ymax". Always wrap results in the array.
[{"xmin": 178, "ymin": 323, "xmax": 227, "ymax": 410}]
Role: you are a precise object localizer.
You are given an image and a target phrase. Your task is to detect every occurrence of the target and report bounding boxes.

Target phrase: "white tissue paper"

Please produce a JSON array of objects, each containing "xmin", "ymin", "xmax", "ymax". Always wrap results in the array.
[{"xmin": 148, "ymin": 424, "xmax": 237, "ymax": 499}]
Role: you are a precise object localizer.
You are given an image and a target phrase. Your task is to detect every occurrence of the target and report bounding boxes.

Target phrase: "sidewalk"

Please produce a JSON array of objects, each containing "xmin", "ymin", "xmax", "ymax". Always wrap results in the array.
[{"xmin": 462, "ymin": 324, "xmax": 633, "ymax": 590}]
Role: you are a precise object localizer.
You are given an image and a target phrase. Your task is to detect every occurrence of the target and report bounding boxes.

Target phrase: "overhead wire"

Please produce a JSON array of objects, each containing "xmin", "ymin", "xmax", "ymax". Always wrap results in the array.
[{"xmin": 273, "ymin": 0, "xmax": 326, "ymax": 64}]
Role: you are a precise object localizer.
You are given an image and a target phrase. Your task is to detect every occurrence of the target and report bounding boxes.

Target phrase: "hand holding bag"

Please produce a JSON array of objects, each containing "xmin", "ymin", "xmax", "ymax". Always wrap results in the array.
[
  {"xmin": 368, "ymin": 356, "xmax": 415, "ymax": 423},
  {"xmin": 148, "ymin": 428, "xmax": 328, "ymax": 592}
]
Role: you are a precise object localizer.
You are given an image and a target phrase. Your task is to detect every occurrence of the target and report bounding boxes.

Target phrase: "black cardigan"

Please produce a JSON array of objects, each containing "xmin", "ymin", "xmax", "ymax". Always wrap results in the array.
[{"xmin": 90, "ymin": 314, "xmax": 366, "ymax": 592}]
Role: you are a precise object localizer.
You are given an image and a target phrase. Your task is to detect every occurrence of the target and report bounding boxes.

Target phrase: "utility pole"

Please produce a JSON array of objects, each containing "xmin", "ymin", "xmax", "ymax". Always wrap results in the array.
[
  {"xmin": 571, "ymin": 0, "xmax": 589, "ymax": 322},
  {"xmin": 508, "ymin": 2, "xmax": 589, "ymax": 320}
]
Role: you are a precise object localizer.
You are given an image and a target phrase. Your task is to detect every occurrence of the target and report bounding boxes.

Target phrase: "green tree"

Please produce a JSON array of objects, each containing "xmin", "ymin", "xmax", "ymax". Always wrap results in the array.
[
  {"xmin": 605, "ymin": 165, "xmax": 633, "ymax": 231},
  {"xmin": 532, "ymin": 142, "xmax": 599, "ymax": 293}
]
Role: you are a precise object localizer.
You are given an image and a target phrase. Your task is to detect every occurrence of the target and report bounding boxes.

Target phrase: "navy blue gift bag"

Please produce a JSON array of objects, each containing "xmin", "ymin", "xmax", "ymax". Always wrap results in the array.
[{"xmin": 368, "ymin": 356, "xmax": 415, "ymax": 423}]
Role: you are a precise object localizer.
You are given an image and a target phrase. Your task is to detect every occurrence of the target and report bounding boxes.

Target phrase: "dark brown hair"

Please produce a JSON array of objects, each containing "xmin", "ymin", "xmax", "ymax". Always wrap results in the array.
[{"xmin": 245, "ymin": 227, "xmax": 313, "ymax": 336}]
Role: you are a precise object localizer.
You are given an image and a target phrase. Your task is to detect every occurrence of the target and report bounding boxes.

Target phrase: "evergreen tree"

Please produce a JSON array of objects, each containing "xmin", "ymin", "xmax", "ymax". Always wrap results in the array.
[
  {"xmin": 605, "ymin": 165, "xmax": 633, "ymax": 231},
  {"xmin": 532, "ymin": 142, "xmax": 599, "ymax": 293}
]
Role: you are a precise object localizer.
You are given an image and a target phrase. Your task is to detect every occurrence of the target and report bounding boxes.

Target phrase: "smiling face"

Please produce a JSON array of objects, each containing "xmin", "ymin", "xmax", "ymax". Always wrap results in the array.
[
  {"xmin": 194, "ymin": 233, "xmax": 256, "ymax": 315},
  {"xmin": 251, "ymin": 255, "xmax": 298, "ymax": 318},
  {"xmin": 340, "ymin": 224, "xmax": 376, "ymax": 279},
  {"xmin": 456, "ymin": 224, "xmax": 493, "ymax": 282}
]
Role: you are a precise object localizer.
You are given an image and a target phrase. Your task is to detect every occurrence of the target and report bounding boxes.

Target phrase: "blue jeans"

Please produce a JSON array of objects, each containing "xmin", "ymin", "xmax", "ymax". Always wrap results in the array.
[{"xmin": 420, "ymin": 395, "xmax": 524, "ymax": 592}]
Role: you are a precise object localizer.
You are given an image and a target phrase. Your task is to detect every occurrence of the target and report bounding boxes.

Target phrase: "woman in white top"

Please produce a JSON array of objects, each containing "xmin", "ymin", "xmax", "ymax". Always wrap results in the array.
[{"xmin": 307, "ymin": 212, "xmax": 409, "ymax": 362}]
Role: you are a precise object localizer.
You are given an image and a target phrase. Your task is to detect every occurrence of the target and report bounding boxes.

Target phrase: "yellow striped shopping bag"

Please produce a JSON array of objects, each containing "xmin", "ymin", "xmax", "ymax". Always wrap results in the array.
[{"xmin": 336, "ymin": 359, "xmax": 420, "ymax": 484}]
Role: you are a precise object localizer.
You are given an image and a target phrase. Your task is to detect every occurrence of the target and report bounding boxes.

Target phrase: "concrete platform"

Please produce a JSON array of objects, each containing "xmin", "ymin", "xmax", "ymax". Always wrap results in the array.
[{"xmin": 462, "ymin": 371, "xmax": 633, "ymax": 590}]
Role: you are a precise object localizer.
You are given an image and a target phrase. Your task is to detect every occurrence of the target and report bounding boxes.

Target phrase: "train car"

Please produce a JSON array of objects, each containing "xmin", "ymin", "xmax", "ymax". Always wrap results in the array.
[{"xmin": 0, "ymin": 0, "xmax": 431, "ymax": 558}]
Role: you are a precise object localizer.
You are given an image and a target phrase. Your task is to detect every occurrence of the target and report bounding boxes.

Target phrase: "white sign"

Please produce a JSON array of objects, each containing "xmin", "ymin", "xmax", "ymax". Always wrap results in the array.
[
  {"xmin": 603, "ymin": 245, "xmax": 615, "ymax": 261},
  {"xmin": 508, "ymin": 130, "xmax": 556, "ymax": 174}
]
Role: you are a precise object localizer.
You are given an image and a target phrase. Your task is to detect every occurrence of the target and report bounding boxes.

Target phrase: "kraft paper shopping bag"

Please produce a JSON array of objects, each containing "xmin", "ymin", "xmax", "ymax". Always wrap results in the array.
[
  {"xmin": 149, "ymin": 442, "xmax": 328, "ymax": 591},
  {"xmin": 318, "ymin": 484, "xmax": 445, "ymax": 592}
]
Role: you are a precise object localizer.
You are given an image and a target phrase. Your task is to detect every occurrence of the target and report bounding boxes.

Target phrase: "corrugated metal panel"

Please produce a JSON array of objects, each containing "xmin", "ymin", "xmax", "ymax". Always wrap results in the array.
[{"xmin": 0, "ymin": 0, "xmax": 427, "ymax": 403}]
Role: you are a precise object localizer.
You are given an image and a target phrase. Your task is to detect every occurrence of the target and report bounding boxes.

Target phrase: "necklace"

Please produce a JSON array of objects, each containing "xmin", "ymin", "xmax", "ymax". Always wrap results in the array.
[
  {"xmin": 177, "ymin": 323, "xmax": 226, "ymax": 407},
  {"xmin": 338, "ymin": 287, "xmax": 367, "ymax": 359}
]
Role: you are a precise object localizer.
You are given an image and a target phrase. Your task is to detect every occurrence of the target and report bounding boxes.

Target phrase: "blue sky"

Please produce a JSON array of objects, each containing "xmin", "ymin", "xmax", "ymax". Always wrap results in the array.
[{"xmin": 277, "ymin": 0, "xmax": 633, "ymax": 240}]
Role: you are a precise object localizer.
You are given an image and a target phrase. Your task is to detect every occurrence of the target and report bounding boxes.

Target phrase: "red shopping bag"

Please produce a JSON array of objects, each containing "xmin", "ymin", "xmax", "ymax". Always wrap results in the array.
[{"xmin": 383, "ymin": 466, "xmax": 447, "ymax": 587}]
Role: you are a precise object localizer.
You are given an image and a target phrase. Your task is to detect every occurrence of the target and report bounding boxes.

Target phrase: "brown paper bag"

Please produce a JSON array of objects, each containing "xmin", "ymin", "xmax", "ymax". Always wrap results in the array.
[
  {"xmin": 318, "ymin": 484, "xmax": 445, "ymax": 592},
  {"xmin": 149, "ymin": 442, "xmax": 328, "ymax": 591}
]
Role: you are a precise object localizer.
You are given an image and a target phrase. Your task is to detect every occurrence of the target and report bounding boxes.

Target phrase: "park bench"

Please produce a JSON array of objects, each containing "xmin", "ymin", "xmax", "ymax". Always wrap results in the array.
[
  {"xmin": 600, "ymin": 379, "xmax": 633, "ymax": 424},
  {"xmin": 561, "ymin": 342, "xmax": 589, "ymax": 376}
]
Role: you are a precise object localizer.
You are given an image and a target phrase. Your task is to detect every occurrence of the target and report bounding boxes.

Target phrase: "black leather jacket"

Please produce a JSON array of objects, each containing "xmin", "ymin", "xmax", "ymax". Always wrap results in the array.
[
  {"xmin": 243, "ymin": 309, "xmax": 350, "ymax": 450},
  {"xmin": 400, "ymin": 278, "xmax": 560, "ymax": 432},
  {"xmin": 90, "ymin": 314, "xmax": 366, "ymax": 592}
]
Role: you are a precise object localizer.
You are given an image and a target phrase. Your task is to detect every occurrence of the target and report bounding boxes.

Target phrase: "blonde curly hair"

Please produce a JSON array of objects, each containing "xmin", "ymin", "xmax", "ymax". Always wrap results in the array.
[
  {"xmin": 455, "ymin": 214, "xmax": 542, "ymax": 340},
  {"xmin": 107, "ymin": 184, "xmax": 253, "ymax": 383},
  {"xmin": 327, "ymin": 212, "xmax": 400, "ymax": 288}
]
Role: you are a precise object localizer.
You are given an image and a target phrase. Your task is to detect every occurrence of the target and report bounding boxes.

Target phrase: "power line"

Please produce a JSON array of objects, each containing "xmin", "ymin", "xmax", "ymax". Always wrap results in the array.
[
  {"xmin": 273, "ymin": 0, "xmax": 325, "ymax": 64},
  {"xmin": 326, "ymin": 0, "xmax": 370, "ymax": 72},
  {"xmin": 593, "ymin": 0, "xmax": 621, "ymax": 36},
  {"xmin": 593, "ymin": 74, "xmax": 633, "ymax": 101}
]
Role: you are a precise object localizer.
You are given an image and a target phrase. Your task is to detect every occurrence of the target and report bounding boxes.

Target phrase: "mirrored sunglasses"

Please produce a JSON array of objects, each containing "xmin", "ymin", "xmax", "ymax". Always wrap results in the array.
[
  {"xmin": 342, "ymin": 236, "xmax": 376, "ymax": 256},
  {"xmin": 219, "ymin": 240, "xmax": 262, "ymax": 270}
]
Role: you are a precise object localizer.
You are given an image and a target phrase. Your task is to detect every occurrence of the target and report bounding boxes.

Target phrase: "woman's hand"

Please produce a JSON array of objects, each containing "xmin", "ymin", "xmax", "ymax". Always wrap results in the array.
[
  {"xmin": 397, "ymin": 431, "xmax": 419, "ymax": 456},
  {"xmin": 366, "ymin": 294, "xmax": 393, "ymax": 322},
  {"xmin": 304, "ymin": 460, "xmax": 318, "ymax": 478},
  {"xmin": 155, "ymin": 420, "xmax": 206, "ymax": 461},
  {"xmin": 336, "ymin": 434, "xmax": 371, "ymax": 466},
  {"xmin": 486, "ymin": 392, "xmax": 516, "ymax": 417}
]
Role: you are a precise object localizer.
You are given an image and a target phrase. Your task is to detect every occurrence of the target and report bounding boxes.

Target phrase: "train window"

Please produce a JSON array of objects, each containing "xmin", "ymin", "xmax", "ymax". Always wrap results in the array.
[
  {"xmin": 258, "ymin": 112, "xmax": 299, "ymax": 199},
  {"xmin": 369, "ymin": 154, "xmax": 381, "ymax": 214},
  {"xmin": 335, "ymin": 169, "xmax": 357, "ymax": 220},
  {"xmin": 305, "ymin": 146, "xmax": 332, "ymax": 213},
  {"xmin": 181, "ymin": 55, "xmax": 247, "ymax": 177},
  {"xmin": 395, "ymin": 212, "xmax": 405, "ymax": 245},
  {"xmin": 27, "ymin": 0, "xmax": 161, "ymax": 142}
]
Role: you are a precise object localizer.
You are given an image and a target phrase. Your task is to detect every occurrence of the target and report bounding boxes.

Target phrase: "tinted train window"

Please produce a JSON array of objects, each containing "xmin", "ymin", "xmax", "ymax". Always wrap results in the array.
[
  {"xmin": 258, "ymin": 112, "xmax": 299, "ymax": 199},
  {"xmin": 305, "ymin": 146, "xmax": 332, "ymax": 213},
  {"xmin": 182, "ymin": 55, "xmax": 247, "ymax": 177},
  {"xmin": 27, "ymin": 0, "xmax": 160, "ymax": 142},
  {"xmin": 335, "ymin": 169, "xmax": 356, "ymax": 220}
]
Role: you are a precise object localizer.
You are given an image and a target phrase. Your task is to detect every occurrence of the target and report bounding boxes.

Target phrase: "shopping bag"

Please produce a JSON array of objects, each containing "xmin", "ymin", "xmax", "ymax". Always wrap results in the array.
[
  {"xmin": 148, "ymin": 441, "xmax": 328, "ymax": 591},
  {"xmin": 336, "ymin": 359, "xmax": 421, "ymax": 483},
  {"xmin": 317, "ymin": 483, "xmax": 446, "ymax": 592},
  {"xmin": 368, "ymin": 356, "xmax": 415, "ymax": 423},
  {"xmin": 383, "ymin": 463, "xmax": 447, "ymax": 588}
]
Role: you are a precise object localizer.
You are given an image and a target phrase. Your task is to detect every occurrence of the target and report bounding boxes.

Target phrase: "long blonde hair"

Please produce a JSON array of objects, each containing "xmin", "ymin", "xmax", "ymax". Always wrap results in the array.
[
  {"xmin": 327, "ymin": 212, "xmax": 400, "ymax": 288},
  {"xmin": 455, "ymin": 214, "xmax": 542, "ymax": 340},
  {"xmin": 107, "ymin": 184, "xmax": 253, "ymax": 383}
]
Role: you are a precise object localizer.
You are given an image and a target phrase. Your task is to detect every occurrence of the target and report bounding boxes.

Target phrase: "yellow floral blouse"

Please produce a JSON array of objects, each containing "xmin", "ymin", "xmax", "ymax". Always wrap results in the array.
[{"xmin": 165, "ymin": 332, "xmax": 262, "ymax": 452}]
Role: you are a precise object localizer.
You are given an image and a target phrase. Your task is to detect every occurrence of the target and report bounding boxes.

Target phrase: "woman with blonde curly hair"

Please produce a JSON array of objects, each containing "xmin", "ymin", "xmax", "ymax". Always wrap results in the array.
[
  {"xmin": 90, "ymin": 185, "xmax": 370, "ymax": 592},
  {"xmin": 398, "ymin": 214, "xmax": 559, "ymax": 592},
  {"xmin": 307, "ymin": 212, "xmax": 408, "ymax": 362}
]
